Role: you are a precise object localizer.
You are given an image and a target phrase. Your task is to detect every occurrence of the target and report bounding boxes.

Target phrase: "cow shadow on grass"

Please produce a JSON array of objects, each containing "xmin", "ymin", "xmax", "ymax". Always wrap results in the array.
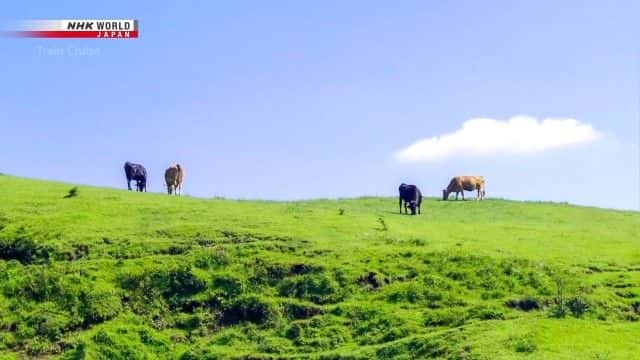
[{"xmin": 381, "ymin": 210, "xmax": 423, "ymax": 216}]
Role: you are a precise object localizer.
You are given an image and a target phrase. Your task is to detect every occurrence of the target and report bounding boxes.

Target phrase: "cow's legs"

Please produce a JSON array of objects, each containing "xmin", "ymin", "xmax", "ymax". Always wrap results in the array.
[
  {"xmin": 127, "ymin": 179, "xmax": 132, "ymax": 191},
  {"xmin": 461, "ymin": 191, "xmax": 465, "ymax": 201}
]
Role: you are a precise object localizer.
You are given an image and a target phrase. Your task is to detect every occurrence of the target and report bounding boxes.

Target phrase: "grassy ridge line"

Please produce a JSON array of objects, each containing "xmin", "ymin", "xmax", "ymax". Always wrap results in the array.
[{"xmin": 0, "ymin": 175, "xmax": 637, "ymax": 266}]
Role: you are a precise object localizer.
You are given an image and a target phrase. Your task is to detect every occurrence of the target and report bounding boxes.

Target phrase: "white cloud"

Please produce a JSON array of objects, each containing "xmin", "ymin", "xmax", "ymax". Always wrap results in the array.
[{"xmin": 396, "ymin": 116, "xmax": 601, "ymax": 163}]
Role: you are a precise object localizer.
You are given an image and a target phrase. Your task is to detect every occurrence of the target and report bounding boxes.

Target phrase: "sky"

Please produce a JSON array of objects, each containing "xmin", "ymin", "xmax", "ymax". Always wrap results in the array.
[{"xmin": 0, "ymin": 1, "xmax": 638, "ymax": 210}]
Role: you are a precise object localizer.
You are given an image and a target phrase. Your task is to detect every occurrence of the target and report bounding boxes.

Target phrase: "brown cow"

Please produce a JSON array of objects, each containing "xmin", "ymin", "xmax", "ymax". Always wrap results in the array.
[
  {"xmin": 164, "ymin": 164, "xmax": 185, "ymax": 196},
  {"xmin": 442, "ymin": 176, "xmax": 485, "ymax": 201}
]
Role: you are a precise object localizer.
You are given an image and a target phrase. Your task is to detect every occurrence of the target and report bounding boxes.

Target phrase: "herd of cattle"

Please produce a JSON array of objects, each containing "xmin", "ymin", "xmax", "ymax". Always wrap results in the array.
[
  {"xmin": 123, "ymin": 161, "xmax": 485, "ymax": 213},
  {"xmin": 124, "ymin": 161, "xmax": 184, "ymax": 195},
  {"xmin": 399, "ymin": 175, "xmax": 486, "ymax": 215}
]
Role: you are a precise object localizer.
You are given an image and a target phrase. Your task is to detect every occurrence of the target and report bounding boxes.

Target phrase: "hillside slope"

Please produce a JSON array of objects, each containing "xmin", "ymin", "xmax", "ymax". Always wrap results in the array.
[{"xmin": 0, "ymin": 175, "xmax": 639, "ymax": 359}]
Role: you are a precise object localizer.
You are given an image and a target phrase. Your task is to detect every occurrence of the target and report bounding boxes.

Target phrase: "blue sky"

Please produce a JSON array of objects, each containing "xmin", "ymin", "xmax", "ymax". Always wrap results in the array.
[{"xmin": 1, "ymin": 1, "xmax": 638, "ymax": 209}]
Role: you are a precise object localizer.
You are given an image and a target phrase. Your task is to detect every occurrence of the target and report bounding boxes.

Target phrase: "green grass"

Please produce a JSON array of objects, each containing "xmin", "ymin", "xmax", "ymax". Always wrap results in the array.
[{"xmin": 0, "ymin": 175, "xmax": 638, "ymax": 359}]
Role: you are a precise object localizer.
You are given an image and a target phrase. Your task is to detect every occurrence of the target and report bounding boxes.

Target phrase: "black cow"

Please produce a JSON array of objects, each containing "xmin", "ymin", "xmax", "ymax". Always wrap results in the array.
[
  {"xmin": 398, "ymin": 183, "xmax": 422, "ymax": 215},
  {"xmin": 124, "ymin": 161, "xmax": 147, "ymax": 192}
]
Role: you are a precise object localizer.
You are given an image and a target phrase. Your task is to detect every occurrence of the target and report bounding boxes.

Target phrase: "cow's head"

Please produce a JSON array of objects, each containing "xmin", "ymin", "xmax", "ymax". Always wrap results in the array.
[
  {"xmin": 408, "ymin": 201, "xmax": 417, "ymax": 215},
  {"xmin": 442, "ymin": 189, "xmax": 448, "ymax": 201}
]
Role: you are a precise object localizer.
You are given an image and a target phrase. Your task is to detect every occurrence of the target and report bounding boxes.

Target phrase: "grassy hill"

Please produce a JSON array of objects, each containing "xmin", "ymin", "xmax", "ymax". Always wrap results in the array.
[{"xmin": 0, "ymin": 175, "xmax": 638, "ymax": 359}]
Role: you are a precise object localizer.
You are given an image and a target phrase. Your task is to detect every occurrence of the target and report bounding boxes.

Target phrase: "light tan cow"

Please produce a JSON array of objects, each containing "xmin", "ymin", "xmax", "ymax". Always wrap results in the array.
[
  {"xmin": 164, "ymin": 164, "xmax": 185, "ymax": 196},
  {"xmin": 442, "ymin": 176, "xmax": 485, "ymax": 201}
]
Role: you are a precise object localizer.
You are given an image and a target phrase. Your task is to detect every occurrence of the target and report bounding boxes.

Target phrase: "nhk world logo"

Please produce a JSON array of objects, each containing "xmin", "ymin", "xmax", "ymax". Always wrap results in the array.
[{"xmin": 9, "ymin": 20, "xmax": 138, "ymax": 39}]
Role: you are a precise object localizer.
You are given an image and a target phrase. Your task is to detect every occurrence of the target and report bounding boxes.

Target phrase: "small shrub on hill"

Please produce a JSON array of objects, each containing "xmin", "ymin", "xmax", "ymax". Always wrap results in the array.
[
  {"xmin": 63, "ymin": 187, "xmax": 78, "ymax": 199},
  {"xmin": 282, "ymin": 299, "xmax": 324, "ymax": 320},
  {"xmin": 509, "ymin": 334, "xmax": 537, "ymax": 353},
  {"xmin": 567, "ymin": 296, "xmax": 590, "ymax": 318},
  {"xmin": 285, "ymin": 316, "xmax": 351, "ymax": 350},
  {"xmin": 278, "ymin": 273, "xmax": 343, "ymax": 304},
  {"xmin": 4, "ymin": 266, "xmax": 64, "ymax": 301},
  {"xmin": 469, "ymin": 304, "xmax": 505, "ymax": 320},
  {"xmin": 505, "ymin": 297, "xmax": 541, "ymax": 311},
  {"xmin": 77, "ymin": 283, "xmax": 122, "ymax": 326},
  {"xmin": 221, "ymin": 295, "xmax": 281, "ymax": 325},
  {"xmin": 424, "ymin": 307, "xmax": 467, "ymax": 327},
  {"xmin": 193, "ymin": 247, "xmax": 230, "ymax": 269},
  {"xmin": 120, "ymin": 265, "xmax": 206, "ymax": 310},
  {"xmin": 357, "ymin": 271, "xmax": 385, "ymax": 290},
  {"xmin": 0, "ymin": 227, "xmax": 50, "ymax": 264},
  {"xmin": 377, "ymin": 216, "xmax": 388, "ymax": 231},
  {"xmin": 211, "ymin": 274, "xmax": 245, "ymax": 300}
]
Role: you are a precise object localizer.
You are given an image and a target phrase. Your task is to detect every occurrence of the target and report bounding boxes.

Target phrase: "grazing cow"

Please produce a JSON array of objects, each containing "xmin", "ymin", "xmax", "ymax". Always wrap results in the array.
[
  {"xmin": 398, "ymin": 183, "xmax": 422, "ymax": 215},
  {"xmin": 164, "ymin": 164, "xmax": 185, "ymax": 195},
  {"xmin": 124, "ymin": 161, "xmax": 147, "ymax": 192},
  {"xmin": 442, "ymin": 176, "xmax": 485, "ymax": 201}
]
